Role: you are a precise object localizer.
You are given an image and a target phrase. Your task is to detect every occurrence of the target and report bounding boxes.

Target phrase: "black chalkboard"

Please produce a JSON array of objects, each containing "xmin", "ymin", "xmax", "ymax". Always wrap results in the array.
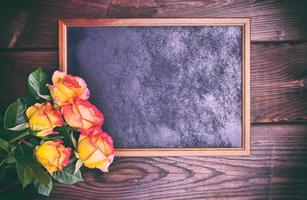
[{"xmin": 60, "ymin": 19, "xmax": 250, "ymax": 156}]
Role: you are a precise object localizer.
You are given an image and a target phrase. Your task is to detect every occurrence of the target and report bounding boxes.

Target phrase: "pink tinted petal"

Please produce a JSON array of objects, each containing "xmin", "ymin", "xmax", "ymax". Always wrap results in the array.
[
  {"xmin": 61, "ymin": 104, "xmax": 83, "ymax": 129},
  {"xmin": 98, "ymin": 131, "xmax": 115, "ymax": 156},
  {"xmin": 80, "ymin": 88, "xmax": 90, "ymax": 100},
  {"xmin": 61, "ymin": 147, "xmax": 72, "ymax": 168},
  {"xmin": 101, "ymin": 131, "xmax": 114, "ymax": 149},
  {"xmin": 77, "ymin": 100, "xmax": 104, "ymax": 126},
  {"xmin": 80, "ymin": 126, "xmax": 101, "ymax": 136},
  {"xmin": 52, "ymin": 70, "xmax": 66, "ymax": 83},
  {"xmin": 96, "ymin": 153, "xmax": 114, "ymax": 172},
  {"xmin": 75, "ymin": 77, "xmax": 87, "ymax": 89},
  {"xmin": 48, "ymin": 108, "xmax": 65, "ymax": 127},
  {"xmin": 75, "ymin": 77, "xmax": 90, "ymax": 100}
]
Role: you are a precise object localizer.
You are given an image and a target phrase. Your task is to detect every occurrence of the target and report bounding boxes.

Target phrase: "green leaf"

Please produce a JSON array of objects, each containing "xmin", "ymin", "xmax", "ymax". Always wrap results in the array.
[
  {"xmin": 16, "ymin": 161, "xmax": 34, "ymax": 189},
  {"xmin": 0, "ymin": 158, "xmax": 6, "ymax": 168},
  {"xmin": 14, "ymin": 143, "xmax": 50, "ymax": 187},
  {"xmin": 27, "ymin": 68, "xmax": 51, "ymax": 101},
  {"xmin": 27, "ymin": 137, "xmax": 41, "ymax": 146},
  {"xmin": 74, "ymin": 159, "xmax": 83, "ymax": 175},
  {"xmin": 71, "ymin": 132, "xmax": 77, "ymax": 149},
  {"xmin": 0, "ymin": 164, "xmax": 6, "ymax": 182},
  {"xmin": 7, "ymin": 122, "xmax": 29, "ymax": 131},
  {"xmin": 0, "ymin": 114, "xmax": 5, "ymax": 134},
  {"xmin": 33, "ymin": 176, "xmax": 53, "ymax": 196},
  {"xmin": 20, "ymin": 96, "xmax": 36, "ymax": 108},
  {"xmin": 5, "ymin": 156, "xmax": 16, "ymax": 164},
  {"xmin": 53, "ymin": 164, "xmax": 83, "ymax": 185},
  {"xmin": 55, "ymin": 126, "xmax": 72, "ymax": 147},
  {"xmin": 0, "ymin": 137, "xmax": 10, "ymax": 153},
  {"xmin": 4, "ymin": 99, "xmax": 27, "ymax": 130}
]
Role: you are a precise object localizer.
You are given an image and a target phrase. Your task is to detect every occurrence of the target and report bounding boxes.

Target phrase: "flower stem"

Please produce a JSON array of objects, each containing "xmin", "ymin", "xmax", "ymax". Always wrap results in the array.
[
  {"xmin": 0, "ymin": 181, "xmax": 19, "ymax": 193},
  {"xmin": 9, "ymin": 131, "xmax": 30, "ymax": 143},
  {"xmin": 20, "ymin": 139, "xmax": 35, "ymax": 148}
]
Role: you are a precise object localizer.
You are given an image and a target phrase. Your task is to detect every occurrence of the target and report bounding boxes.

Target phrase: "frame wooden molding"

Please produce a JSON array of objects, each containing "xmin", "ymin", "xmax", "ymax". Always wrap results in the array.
[{"xmin": 58, "ymin": 18, "xmax": 251, "ymax": 156}]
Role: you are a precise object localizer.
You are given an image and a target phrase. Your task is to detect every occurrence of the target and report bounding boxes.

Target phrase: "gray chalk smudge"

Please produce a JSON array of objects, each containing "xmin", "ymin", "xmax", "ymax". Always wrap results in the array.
[{"xmin": 68, "ymin": 26, "xmax": 242, "ymax": 148}]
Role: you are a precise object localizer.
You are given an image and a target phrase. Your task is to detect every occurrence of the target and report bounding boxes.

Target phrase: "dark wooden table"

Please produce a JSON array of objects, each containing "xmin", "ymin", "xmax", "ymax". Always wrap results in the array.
[{"xmin": 0, "ymin": 0, "xmax": 307, "ymax": 199}]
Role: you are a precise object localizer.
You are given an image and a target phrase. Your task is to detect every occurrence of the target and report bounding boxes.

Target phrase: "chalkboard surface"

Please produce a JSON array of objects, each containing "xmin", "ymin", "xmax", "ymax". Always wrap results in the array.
[{"xmin": 67, "ymin": 25, "xmax": 243, "ymax": 149}]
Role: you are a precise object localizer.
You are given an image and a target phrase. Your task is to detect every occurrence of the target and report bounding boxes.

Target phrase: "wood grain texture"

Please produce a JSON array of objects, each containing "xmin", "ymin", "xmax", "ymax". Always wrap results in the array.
[
  {"xmin": 0, "ymin": 51, "xmax": 58, "ymax": 114},
  {"xmin": 251, "ymin": 42, "xmax": 307, "ymax": 122},
  {"xmin": 1, "ymin": 124, "xmax": 307, "ymax": 199},
  {"xmin": 1, "ymin": 43, "xmax": 307, "ymax": 122},
  {"xmin": 1, "ymin": 0, "xmax": 307, "ymax": 49},
  {"xmin": 1, "ymin": 1, "xmax": 307, "ymax": 199}
]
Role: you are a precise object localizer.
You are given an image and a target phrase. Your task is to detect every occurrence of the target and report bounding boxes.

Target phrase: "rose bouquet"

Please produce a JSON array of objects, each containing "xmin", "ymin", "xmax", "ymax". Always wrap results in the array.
[{"xmin": 0, "ymin": 68, "xmax": 114, "ymax": 196}]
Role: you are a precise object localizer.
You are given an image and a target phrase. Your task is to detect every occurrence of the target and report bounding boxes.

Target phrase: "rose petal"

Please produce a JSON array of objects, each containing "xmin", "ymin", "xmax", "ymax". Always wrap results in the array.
[
  {"xmin": 35, "ymin": 140, "xmax": 71, "ymax": 176},
  {"xmin": 62, "ymin": 104, "xmax": 83, "ymax": 129},
  {"xmin": 52, "ymin": 70, "xmax": 66, "ymax": 83}
]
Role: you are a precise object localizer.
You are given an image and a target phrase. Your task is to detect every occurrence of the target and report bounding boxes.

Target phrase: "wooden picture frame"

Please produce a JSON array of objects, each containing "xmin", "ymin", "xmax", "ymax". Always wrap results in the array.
[{"xmin": 58, "ymin": 18, "xmax": 251, "ymax": 156}]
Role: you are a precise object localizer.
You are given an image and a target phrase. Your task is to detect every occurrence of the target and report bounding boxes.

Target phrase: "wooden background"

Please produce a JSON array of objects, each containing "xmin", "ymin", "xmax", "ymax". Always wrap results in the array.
[{"xmin": 0, "ymin": 0, "xmax": 307, "ymax": 199}]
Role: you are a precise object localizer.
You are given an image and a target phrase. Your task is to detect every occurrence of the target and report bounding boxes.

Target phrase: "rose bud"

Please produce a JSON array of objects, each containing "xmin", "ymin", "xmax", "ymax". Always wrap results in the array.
[
  {"xmin": 61, "ymin": 99, "xmax": 104, "ymax": 130},
  {"xmin": 78, "ymin": 127, "xmax": 114, "ymax": 172},
  {"xmin": 48, "ymin": 70, "xmax": 90, "ymax": 106},
  {"xmin": 35, "ymin": 140, "xmax": 72, "ymax": 175},
  {"xmin": 26, "ymin": 102, "xmax": 64, "ymax": 137}
]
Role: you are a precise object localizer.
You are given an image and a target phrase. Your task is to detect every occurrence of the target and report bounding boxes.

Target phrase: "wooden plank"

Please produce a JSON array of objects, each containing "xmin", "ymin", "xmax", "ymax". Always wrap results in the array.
[
  {"xmin": 0, "ymin": 0, "xmax": 307, "ymax": 49},
  {"xmin": 2, "ymin": 124, "xmax": 307, "ymax": 199},
  {"xmin": 0, "ymin": 51, "xmax": 58, "ymax": 114},
  {"xmin": 1, "ymin": 42, "xmax": 307, "ymax": 122},
  {"xmin": 251, "ymin": 42, "xmax": 307, "ymax": 122}
]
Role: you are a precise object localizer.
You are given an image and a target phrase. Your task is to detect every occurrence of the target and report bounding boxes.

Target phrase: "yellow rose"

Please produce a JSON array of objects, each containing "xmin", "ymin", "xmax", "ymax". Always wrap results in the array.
[
  {"xmin": 61, "ymin": 99, "xmax": 104, "ymax": 130},
  {"xmin": 35, "ymin": 140, "xmax": 72, "ymax": 175},
  {"xmin": 78, "ymin": 127, "xmax": 114, "ymax": 172},
  {"xmin": 26, "ymin": 102, "xmax": 64, "ymax": 137},
  {"xmin": 48, "ymin": 70, "xmax": 90, "ymax": 106}
]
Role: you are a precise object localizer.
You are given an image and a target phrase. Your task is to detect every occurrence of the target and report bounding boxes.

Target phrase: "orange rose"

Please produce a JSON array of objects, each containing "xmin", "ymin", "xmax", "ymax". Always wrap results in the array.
[
  {"xmin": 26, "ymin": 102, "xmax": 64, "ymax": 137},
  {"xmin": 78, "ymin": 127, "xmax": 114, "ymax": 172},
  {"xmin": 48, "ymin": 71, "xmax": 90, "ymax": 106},
  {"xmin": 61, "ymin": 99, "xmax": 104, "ymax": 130},
  {"xmin": 35, "ymin": 140, "xmax": 72, "ymax": 175}
]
